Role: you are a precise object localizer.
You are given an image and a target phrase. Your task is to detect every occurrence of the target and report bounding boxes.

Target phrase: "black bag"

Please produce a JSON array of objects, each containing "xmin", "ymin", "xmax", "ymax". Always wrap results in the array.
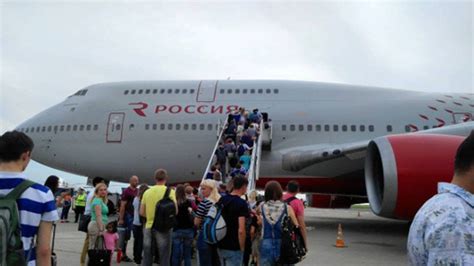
[
  {"xmin": 277, "ymin": 205, "xmax": 307, "ymax": 264},
  {"xmin": 152, "ymin": 187, "xmax": 176, "ymax": 232},
  {"xmin": 87, "ymin": 236, "xmax": 112, "ymax": 266},
  {"xmin": 78, "ymin": 214, "xmax": 91, "ymax": 233},
  {"xmin": 51, "ymin": 223, "xmax": 57, "ymax": 266}
]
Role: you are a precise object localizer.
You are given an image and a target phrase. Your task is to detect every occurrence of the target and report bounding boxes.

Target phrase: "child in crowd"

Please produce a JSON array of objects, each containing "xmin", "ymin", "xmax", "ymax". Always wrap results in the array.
[{"xmin": 104, "ymin": 221, "xmax": 119, "ymax": 265}]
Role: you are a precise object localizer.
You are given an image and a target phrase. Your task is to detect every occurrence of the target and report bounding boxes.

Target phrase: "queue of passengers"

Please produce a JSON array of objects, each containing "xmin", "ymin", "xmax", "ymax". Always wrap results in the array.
[{"xmin": 0, "ymin": 130, "xmax": 308, "ymax": 266}]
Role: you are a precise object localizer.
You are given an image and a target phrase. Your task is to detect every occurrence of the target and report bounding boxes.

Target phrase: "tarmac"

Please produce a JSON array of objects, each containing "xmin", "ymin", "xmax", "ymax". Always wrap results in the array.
[{"xmin": 54, "ymin": 208, "xmax": 410, "ymax": 266}]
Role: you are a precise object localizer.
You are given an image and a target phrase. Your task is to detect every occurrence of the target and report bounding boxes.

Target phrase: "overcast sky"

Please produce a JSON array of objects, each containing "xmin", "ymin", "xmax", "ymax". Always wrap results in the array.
[{"xmin": 1, "ymin": 0, "xmax": 472, "ymax": 187}]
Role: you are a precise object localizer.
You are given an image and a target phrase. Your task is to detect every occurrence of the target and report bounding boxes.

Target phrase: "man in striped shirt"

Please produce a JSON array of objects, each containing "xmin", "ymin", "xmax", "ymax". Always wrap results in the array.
[{"xmin": 0, "ymin": 131, "xmax": 59, "ymax": 266}]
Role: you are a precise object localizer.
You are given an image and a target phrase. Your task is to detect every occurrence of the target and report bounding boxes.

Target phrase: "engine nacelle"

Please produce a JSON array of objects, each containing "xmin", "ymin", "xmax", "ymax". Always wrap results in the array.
[{"xmin": 365, "ymin": 134, "xmax": 465, "ymax": 220}]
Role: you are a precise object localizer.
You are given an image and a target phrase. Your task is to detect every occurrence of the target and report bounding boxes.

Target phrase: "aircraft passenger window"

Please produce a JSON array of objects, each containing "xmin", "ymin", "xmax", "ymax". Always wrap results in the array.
[
  {"xmin": 324, "ymin": 125, "xmax": 330, "ymax": 131},
  {"xmin": 36, "ymin": 127, "xmax": 40, "ymax": 132},
  {"xmin": 243, "ymin": 89, "xmax": 248, "ymax": 94},
  {"xmin": 405, "ymin": 125, "xmax": 410, "ymax": 132},
  {"xmin": 266, "ymin": 89, "xmax": 271, "ymax": 94},
  {"xmin": 282, "ymin": 125, "xmax": 287, "ymax": 131},
  {"xmin": 94, "ymin": 125, "xmax": 99, "ymax": 131},
  {"xmin": 387, "ymin": 125, "xmax": 393, "ymax": 132},
  {"xmin": 124, "ymin": 90, "xmax": 129, "ymax": 95},
  {"xmin": 160, "ymin": 89, "xmax": 165, "ymax": 94},
  {"xmin": 176, "ymin": 124, "xmax": 181, "ymax": 130},
  {"xmin": 351, "ymin": 125, "xmax": 356, "ymax": 132},
  {"xmin": 145, "ymin": 89, "xmax": 151, "ymax": 94},
  {"xmin": 168, "ymin": 124, "xmax": 173, "ymax": 130},
  {"xmin": 199, "ymin": 124, "xmax": 205, "ymax": 130},
  {"xmin": 220, "ymin": 89, "xmax": 225, "ymax": 94},
  {"xmin": 153, "ymin": 89, "xmax": 158, "ymax": 94},
  {"xmin": 423, "ymin": 125, "xmax": 429, "ymax": 130},
  {"xmin": 192, "ymin": 124, "xmax": 197, "ymax": 130},
  {"xmin": 47, "ymin": 126, "xmax": 52, "ymax": 132},
  {"xmin": 190, "ymin": 89, "xmax": 195, "ymax": 94},
  {"xmin": 182, "ymin": 89, "xmax": 188, "ymax": 94},
  {"xmin": 153, "ymin": 124, "xmax": 158, "ymax": 130},
  {"xmin": 66, "ymin": 125, "xmax": 71, "ymax": 132},
  {"xmin": 129, "ymin": 124, "xmax": 135, "ymax": 130},
  {"xmin": 290, "ymin": 125, "xmax": 295, "ymax": 131},
  {"xmin": 227, "ymin": 89, "xmax": 232, "ymax": 94},
  {"xmin": 145, "ymin": 124, "xmax": 150, "ymax": 130},
  {"xmin": 86, "ymin": 125, "xmax": 91, "ymax": 131},
  {"xmin": 342, "ymin": 125, "xmax": 348, "ymax": 132},
  {"xmin": 138, "ymin": 90, "xmax": 143, "ymax": 94},
  {"xmin": 208, "ymin": 124, "xmax": 213, "ymax": 130},
  {"xmin": 315, "ymin": 125, "xmax": 321, "ymax": 131},
  {"xmin": 250, "ymin": 89, "xmax": 256, "ymax": 94},
  {"xmin": 115, "ymin": 124, "xmax": 120, "ymax": 131},
  {"xmin": 175, "ymin": 89, "xmax": 180, "ymax": 94},
  {"xmin": 360, "ymin": 125, "xmax": 365, "ymax": 132},
  {"xmin": 167, "ymin": 89, "xmax": 172, "ymax": 94},
  {"xmin": 25, "ymin": 128, "xmax": 29, "ymax": 133},
  {"xmin": 273, "ymin": 89, "xmax": 279, "ymax": 94},
  {"xmin": 333, "ymin": 125, "xmax": 339, "ymax": 132},
  {"xmin": 60, "ymin": 125, "xmax": 65, "ymax": 132},
  {"xmin": 160, "ymin": 124, "xmax": 165, "ymax": 130},
  {"xmin": 42, "ymin": 126, "xmax": 46, "ymax": 132},
  {"xmin": 131, "ymin": 90, "xmax": 136, "ymax": 95},
  {"xmin": 298, "ymin": 125, "xmax": 304, "ymax": 131},
  {"xmin": 30, "ymin": 128, "xmax": 34, "ymax": 133},
  {"xmin": 369, "ymin": 125, "xmax": 374, "ymax": 132},
  {"xmin": 79, "ymin": 125, "xmax": 84, "ymax": 131},
  {"xmin": 73, "ymin": 125, "xmax": 78, "ymax": 131},
  {"xmin": 258, "ymin": 89, "xmax": 263, "ymax": 94},
  {"xmin": 307, "ymin": 125, "xmax": 313, "ymax": 131},
  {"xmin": 235, "ymin": 89, "xmax": 240, "ymax": 94},
  {"xmin": 184, "ymin": 124, "xmax": 189, "ymax": 130}
]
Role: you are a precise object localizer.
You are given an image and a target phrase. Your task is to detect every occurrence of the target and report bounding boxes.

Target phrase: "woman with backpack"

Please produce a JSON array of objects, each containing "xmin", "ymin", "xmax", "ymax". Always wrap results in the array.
[
  {"xmin": 171, "ymin": 184, "xmax": 195, "ymax": 266},
  {"xmin": 257, "ymin": 181, "xmax": 299, "ymax": 266},
  {"xmin": 194, "ymin": 179, "xmax": 221, "ymax": 266}
]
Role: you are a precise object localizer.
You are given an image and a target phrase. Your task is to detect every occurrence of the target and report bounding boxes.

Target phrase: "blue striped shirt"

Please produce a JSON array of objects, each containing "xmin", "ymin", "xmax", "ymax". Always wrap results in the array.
[{"xmin": 0, "ymin": 172, "xmax": 59, "ymax": 266}]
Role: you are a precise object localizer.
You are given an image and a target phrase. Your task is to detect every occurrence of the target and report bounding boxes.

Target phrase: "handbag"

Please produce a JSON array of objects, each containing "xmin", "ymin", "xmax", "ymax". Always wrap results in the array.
[
  {"xmin": 87, "ymin": 236, "xmax": 112, "ymax": 266},
  {"xmin": 277, "ymin": 205, "xmax": 307, "ymax": 264},
  {"xmin": 78, "ymin": 214, "xmax": 91, "ymax": 233}
]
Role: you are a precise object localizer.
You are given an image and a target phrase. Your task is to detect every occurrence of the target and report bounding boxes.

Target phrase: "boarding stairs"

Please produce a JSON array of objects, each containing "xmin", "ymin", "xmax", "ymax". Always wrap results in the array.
[{"xmin": 201, "ymin": 112, "xmax": 272, "ymax": 193}]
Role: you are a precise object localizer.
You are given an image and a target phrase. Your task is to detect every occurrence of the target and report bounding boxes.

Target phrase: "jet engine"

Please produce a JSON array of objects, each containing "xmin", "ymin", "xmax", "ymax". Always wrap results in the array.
[{"xmin": 365, "ymin": 134, "xmax": 465, "ymax": 220}]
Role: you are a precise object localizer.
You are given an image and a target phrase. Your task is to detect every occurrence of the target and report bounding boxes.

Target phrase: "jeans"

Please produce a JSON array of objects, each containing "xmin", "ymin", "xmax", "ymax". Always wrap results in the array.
[
  {"xmin": 143, "ymin": 228, "xmax": 171, "ymax": 266},
  {"xmin": 119, "ymin": 214, "xmax": 133, "ymax": 257},
  {"xmin": 132, "ymin": 224, "xmax": 143, "ymax": 264},
  {"xmin": 217, "ymin": 249, "xmax": 243, "ymax": 266},
  {"xmin": 61, "ymin": 205, "xmax": 71, "ymax": 220},
  {"xmin": 171, "ymin": 228, "xmax": 194, "ymax": 266},
  {"xmin": 259, "ymin": 238, "xmax": 295, "ymax": 266}
]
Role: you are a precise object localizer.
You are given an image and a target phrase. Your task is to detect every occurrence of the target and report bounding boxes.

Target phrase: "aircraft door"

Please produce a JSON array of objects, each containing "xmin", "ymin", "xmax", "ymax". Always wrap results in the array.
[
  {"xmin": 106, "ymin": 112, "xmax": 125, "ymax": 143},
  {"xmin": 196, "ymin": 80, "xmax": 218, "ymax": 102}
]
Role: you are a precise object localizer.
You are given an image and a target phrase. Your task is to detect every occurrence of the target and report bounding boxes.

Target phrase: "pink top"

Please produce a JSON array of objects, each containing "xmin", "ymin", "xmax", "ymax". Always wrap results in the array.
[
  {"xmin": 103, "ymin": 232, "xmax": 119, "ymax": 251},
  {"xmin": 283, "ymin": 193, "xmax": 304, "ymax": 217}
]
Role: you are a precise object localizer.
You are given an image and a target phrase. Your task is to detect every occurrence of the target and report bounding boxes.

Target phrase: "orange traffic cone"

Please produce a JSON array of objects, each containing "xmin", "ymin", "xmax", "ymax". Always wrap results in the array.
[{"xmin": 335, "ymin": 223, "xmax": 346, "ymax": 248}]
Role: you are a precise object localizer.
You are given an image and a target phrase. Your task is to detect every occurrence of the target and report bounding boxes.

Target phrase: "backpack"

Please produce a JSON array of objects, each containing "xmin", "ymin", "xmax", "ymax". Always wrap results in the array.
[
  {"xmin": 202, "ymin": 198, "xmax": 228, "ymax": 245},
  {"xmin": 278, "ymin": 197, "xmax": 307, "ymax": 264},
  {"xmin": 0, "ymin": 180, "xmax": 35, "ymax": 266},
  {"xmin": 152, "ymin": 187, "xmax": 176, "ymax": 232}
]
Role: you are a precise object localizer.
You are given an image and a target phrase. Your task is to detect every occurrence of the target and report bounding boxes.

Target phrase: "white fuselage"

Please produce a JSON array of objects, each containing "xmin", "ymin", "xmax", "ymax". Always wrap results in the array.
[{"xmin": 16, "ymin": 80, "xmax": 473, "ymax": 190}]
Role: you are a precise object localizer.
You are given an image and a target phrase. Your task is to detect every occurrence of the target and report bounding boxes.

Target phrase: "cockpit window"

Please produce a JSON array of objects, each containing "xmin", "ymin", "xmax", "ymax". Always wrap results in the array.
[{"xmin": 71, "ymin": 89, "xmax": 88, "ymax": 97}]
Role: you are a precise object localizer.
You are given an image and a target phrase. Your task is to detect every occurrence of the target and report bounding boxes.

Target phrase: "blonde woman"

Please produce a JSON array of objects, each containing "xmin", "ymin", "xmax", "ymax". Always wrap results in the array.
[
  {"xmin": 194, "ymin": 180, "xmax": 221, "ymax": 266},
  {"xmin": 88, "ymin": 183, "xmax": 109, "ymax": 249}
]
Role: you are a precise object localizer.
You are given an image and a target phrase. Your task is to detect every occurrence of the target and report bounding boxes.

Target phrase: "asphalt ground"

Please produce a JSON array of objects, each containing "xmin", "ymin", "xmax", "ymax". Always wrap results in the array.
[{"xmin": 53, "ymin": 208, "xmax": 410, "ymax": 266}]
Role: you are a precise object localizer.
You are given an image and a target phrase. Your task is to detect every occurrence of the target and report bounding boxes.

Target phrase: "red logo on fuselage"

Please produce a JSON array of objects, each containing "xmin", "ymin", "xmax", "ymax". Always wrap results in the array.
[{"xmin": 129, "ymin": 102, "xmax": 239, "ymax": 117}]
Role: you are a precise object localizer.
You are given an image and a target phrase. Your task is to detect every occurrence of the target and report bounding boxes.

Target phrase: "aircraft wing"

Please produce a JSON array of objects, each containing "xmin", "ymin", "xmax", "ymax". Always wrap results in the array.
[{"xmin": 281, "ymin": 121, "xmax": 474, "ymax": 172}]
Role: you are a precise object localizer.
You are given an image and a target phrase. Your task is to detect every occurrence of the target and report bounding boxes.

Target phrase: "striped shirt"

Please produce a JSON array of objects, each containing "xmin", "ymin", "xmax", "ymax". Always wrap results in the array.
[
  {"xmin": 195, "ymin": 198, "xmax": 213, "ymax": 219},
  {"xmin": 0, "ymin": 172, "xmax": 59, "ymax": 266}
]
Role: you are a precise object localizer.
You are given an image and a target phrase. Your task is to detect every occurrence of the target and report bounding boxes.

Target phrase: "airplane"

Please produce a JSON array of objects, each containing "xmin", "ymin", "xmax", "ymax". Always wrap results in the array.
[{"xmin": 14, "ymin": 80, "xmax": 474, "ymax": 220}]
